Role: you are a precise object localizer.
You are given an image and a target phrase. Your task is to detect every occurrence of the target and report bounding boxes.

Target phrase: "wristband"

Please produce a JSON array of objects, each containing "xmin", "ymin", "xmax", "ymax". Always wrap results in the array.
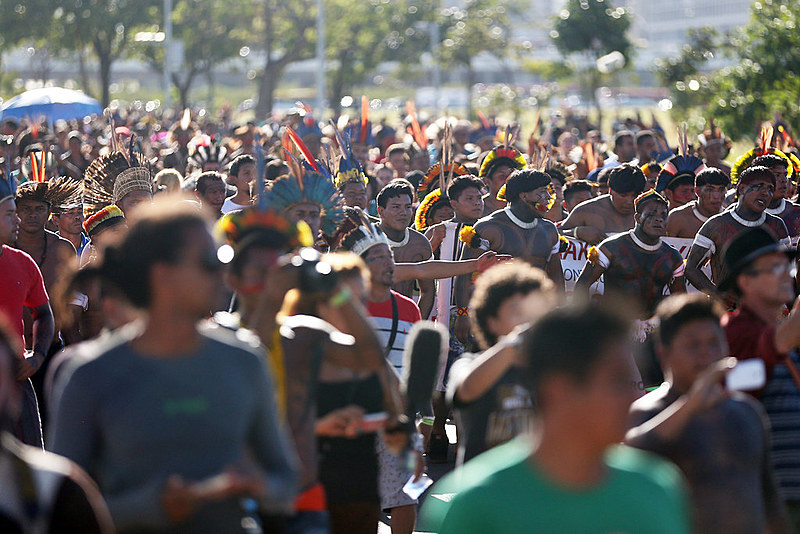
[
  {"xmin": 456, "ymin": 306, "xmax": 469, "ymax": 317},
  {"xmin": 420, "ymin": 416, "xmax": 434, "ymax": 426},
  {"xmin": 328, "ymin": 286, "xmax": 352, "ymax": 308}
]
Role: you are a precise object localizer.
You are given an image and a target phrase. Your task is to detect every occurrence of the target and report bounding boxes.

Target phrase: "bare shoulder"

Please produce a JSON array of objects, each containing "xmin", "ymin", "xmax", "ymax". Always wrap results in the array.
[
  {"xmin": 668, "ymin": 202, "xmax": 693, "ymax": 220},
  {"xmin": 573, "ymin": 194, "xmax": 610, "ymax": 215}
]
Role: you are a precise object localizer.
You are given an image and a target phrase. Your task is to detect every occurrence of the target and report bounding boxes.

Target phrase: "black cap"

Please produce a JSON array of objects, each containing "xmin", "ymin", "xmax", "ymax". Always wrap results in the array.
[{"xmin": 718, "ymin": 227, "xmax": 793, "ymax": 293}]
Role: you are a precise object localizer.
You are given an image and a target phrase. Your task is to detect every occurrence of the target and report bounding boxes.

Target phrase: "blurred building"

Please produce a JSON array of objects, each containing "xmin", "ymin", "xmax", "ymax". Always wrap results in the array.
[{"xmin": 628, "ymin": 0, "xmax": 751, "ymax": 67}]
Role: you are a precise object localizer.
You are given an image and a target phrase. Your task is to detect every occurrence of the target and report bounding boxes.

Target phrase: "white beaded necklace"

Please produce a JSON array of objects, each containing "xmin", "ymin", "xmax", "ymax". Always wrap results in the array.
[
  {"xmin": 629, "ymin": 231, "xmax": 662, "ymax": 252},
  {"xmin": 692, "ymin": 203, "xmax": 709, "ymax": 222},
  {"xmin": 504, "ymin": 207, "xmax": 539, "ymax": 229},
  {"xmin": 765, "ymin": 199, "xmax": 786, "ymax": 216},
  {"xmin": 730, "ymin": 209, "xmax": 766, "ymax": 228},
  {"xmin": 386, "ymin": 227, "xmax": 409, "ymax": 248}
]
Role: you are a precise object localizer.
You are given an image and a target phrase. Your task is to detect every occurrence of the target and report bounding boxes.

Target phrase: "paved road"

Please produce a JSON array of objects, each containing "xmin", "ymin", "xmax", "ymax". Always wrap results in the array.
[{"xmin": 379, "ymin": 424, "xmax": 456, "ymax": 534}]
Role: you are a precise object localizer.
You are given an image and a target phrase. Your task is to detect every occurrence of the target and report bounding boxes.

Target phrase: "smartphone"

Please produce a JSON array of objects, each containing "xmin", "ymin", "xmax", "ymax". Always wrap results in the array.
[
  {"xmin": 360, "ymin": 412, "xmax": 388, "ymax": 433},
  {"xmin": 726, "ymin": 359, "xmax": 766, "ymax": 391}
]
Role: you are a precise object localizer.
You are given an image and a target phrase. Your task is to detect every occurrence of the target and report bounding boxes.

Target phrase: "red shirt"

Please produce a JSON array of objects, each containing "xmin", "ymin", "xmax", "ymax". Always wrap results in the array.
[
  {"xmin": 366, "ymin": 290, "xmax": 421, "ymax": 371},
  {"xmin": 723, "ymin": 304, "xmax": 785, "ymax": 391},
  {"xmin": 0, "ymin": 245, "xmax": 49, "ymax": 355}
]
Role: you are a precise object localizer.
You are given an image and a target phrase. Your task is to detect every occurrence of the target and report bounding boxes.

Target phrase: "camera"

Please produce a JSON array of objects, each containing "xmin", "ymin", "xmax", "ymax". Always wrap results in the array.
[{"xmin": 290, "ymin": 248, "xmax": 338, "ymax": 293}]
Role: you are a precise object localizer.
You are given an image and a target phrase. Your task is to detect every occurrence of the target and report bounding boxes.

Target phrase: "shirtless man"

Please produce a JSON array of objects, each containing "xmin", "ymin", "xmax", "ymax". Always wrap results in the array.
[
  {"xmin": 576, "ymin": 190, "xmax": 685, "ymax": 319},
  {"xmin": 478, "ymin": 146, "xmax": 526, "ymax": 217},
  {"xmin": 455, "ymin": 169, "xmax": 563, "ymax": 342},
  {"xmin": 14, "ymin": 181, "xmax": 79, "ymax": 339},
  {"xmin": 666, "ymin": 168, "xmax": 729, "ymax": 238},
  {"xmin": 627, "ymin": 294, "xmax": 790, "ymax": 534},
  {"xmin": 377, "ymin": 180, "xmax": 435, "ymax": 319},
  {"xmin": 698, "ymin": 132, "xmax": 732, "ymax": 178},
  {"xmin": 559, "ymin": 164, "xmax": 646, "ymax": 244},
  {"xmin": 14, "ymin": 180, "xmax": 80, "ymax": 424},
  {"xmin": 755, "ymin": 153, "xmax": 800, "ymax": 239},
  {"xmin": 686, "ymin": 166, "xmax": 789, "ymax": 297}
]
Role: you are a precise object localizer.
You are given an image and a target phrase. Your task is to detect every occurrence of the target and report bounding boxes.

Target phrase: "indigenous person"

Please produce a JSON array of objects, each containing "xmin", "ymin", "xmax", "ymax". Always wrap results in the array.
[
  {"xmin": 448, "ymin": 262, "xmax": 556, "ymax": 466},
  {"xmin": 562, "ymin": 179, "xmax": 594, "ymax": 213},
  {"xmin": 635, "ymin": 130, "xmax": 658, "ymax": 166},
  {"xmin": 416, "ymin": 173, "xmax": 485, "ymax": 462},
  {"xmin": 14, "ymin": 179, "xmax": 83, "ymax": 421},
  {"xmin": 0, "ymin": 182, "xmax": 54, "ymax": 448},
  {"xmin": 51, "ymin": 200, "xmax": 90, "ymax": 257},
  {"xmin": 377, "ymin": 180, "xmax": 435, "ymax": 319},
  {"xmin": 627, "ymin": 294, "xmax": 791, "ymax": 534},
  {"xmin": 50, "ymin": 200, "xmax": 299, "ymax": 533},
  {"xmin": 153, "ymin": 168, "xmax": 183, "ymax": 194},
  {"xmin": 0, "ymin": 318, "xmax": 114, "ymax": 533},
  {"xmin": 338, "ymin": 217, "xmax": 425, "ymax": 534},
  {"xmin": 428, "ymin": 305, "xmax": 690, "ymax": 534},
  {"xmin": 577, "ymin": 190, "xmax": 685, "ymax": 321},
  {"xmin": 478, "ymin": 143, "xmax": 527, "ymax": 217},
  {"xmin": 559, "ymin": 163, "xmax": 647, "ymax": 244},
  {"xmin": 222, "ymin": 154, "xmax": 255, "ymax": 214},
  {"xmin": 456, "ymin": 169, "xmax": 563, "ymax": 343},
  {"xmin": 686, "ymin": 166, "xmax": 790, "ymax": 297},
  {"xmin": 217, "ymin": 208, "xmax": 395, "ymax": 534},
  {"xmin": 332, "ymin": 131, "xmax": 370, "ymax": 211},
  {"xmin": 263, "ymin": 168, "xmax": 344, "ymax": 251},
  {"xmin": 83, "ymin": 149, "xmax": 154, "ymax": 222},
  {"xmin": 697, "ymin": 122, "xmax": 732, "ymax": 177},
  {"xmin": 194, "ymin": 171, "xmax": 227, "ymax": 220},
  {"xmin": 654, "ymin": 153, "xmax": 706, "ymax": 211},
  {"xmin": 754, "ymin": 153, "xmax": 800, "ymax": 239},
  {"xmin": 666, "ymin": 168, "xmax": 729, "ymax": 239},
  {"xmin": 720, "ymin": 228, "xmax": 800, "ymax": 530}
]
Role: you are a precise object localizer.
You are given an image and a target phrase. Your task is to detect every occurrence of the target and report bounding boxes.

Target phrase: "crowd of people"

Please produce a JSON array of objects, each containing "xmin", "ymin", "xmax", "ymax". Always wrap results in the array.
[{"xmin": 1, "ymin": 96, "xmax": 800, "ymax": 534}]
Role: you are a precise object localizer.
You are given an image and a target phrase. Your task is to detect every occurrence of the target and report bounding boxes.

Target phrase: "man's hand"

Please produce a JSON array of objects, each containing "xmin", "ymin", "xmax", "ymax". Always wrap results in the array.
[
  {"xmin": 454, "ymin": 315, "xmax": 471, "ymax": 344},
  {"xmin": 162, "ymin": 470, "xmax": 266, "ymax": 524},
  {"xmin": 16, "ymin": 352, "xmax": 43, "ymax": 381},
  {"xmin": 315, "ymin": 405, "xmax": 365, "ymax": 437},
  {"xmin": 684, "ymin": 357, "xmax": 735, "ymax": 413},
  {"xmin": 475, "ymin": 251, "xmax": 512, "ymax": 272},
  {"xmin": 426, "ymin": 223, "xmax": 447, "ymax": 251}
]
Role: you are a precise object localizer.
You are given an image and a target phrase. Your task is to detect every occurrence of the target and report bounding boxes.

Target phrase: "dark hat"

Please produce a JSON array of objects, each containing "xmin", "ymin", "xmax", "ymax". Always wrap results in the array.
[{"xmin": 718, "ymin": 227, "xmax": 794, "ymax": 293}]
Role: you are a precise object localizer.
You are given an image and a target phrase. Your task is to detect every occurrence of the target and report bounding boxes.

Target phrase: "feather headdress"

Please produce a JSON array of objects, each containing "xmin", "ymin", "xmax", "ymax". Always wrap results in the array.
[
  {"xmin": 338, "ymin": 207, "xmax": 391, "ymax": 257},
  {"xmin": 262, "ymin": 166, "xmax": 344, "ymax": 237},
  {"xmin": 83, "ymin": 149, "xmax": 152, "ymax": 215},
  {"xmin": 414, "ymin": 188, "xmax": 452, "ymax": 231},
  {"xmin": 214, "ymin": 207, "xmax": 313, "ymax": 257},
  {"xmin": 16, "ymin": 176, "xmax": 83, "ymax": 212},
  {"xmin": 188, "ymin": 135, "xmax": 230, "ymax": 170},
  {"xmin": 329, "ymin": 121, "xmax": 368, "ymax": 190},
  {"xmin": 730, "ymin": 124, "xmax": 794, "ymax": 185},
  {"xmin": 655, "ymin": 124, "xmax": 707, "ymax": 192},
  {"xmin": 343, "ymin": 96, "xmax": 374, "ymax": 146},
  {"xmin": 479, "ymin": 126, "xmax": 526, "ymax": 178}
]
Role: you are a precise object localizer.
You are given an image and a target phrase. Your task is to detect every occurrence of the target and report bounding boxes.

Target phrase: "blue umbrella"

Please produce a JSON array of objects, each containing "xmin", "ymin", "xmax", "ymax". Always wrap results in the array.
[{"xmin": 0, "ymin": 87, "xmax": 102, "ymax": 122}]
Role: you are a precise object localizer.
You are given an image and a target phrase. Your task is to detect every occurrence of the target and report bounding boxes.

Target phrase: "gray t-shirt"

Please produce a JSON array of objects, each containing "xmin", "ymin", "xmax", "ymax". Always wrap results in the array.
[
  {"xmin": 447, "ymin": 353, "xmax": 534, "ymax": 467},
  {"xmin": 49, "ymin": 322, "xmax": 298, "ymax": 533}
]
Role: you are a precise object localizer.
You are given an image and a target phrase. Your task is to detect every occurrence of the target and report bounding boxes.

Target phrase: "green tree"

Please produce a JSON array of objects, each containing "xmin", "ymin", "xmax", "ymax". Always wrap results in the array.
[
  {"xmin": 705, "ymin": 2, "xmax": 800, "ymax": 140},
  {"xmin": 654, "ymin": 27, "xmax": 719, "ymax": 114},
  {"xmin": 550, "ymin": 0, "xmax": 632, "ymax": 123},
  {"xmin": 135, "ymin": 0, "xmax": 257, "ymax": 109},
  {"xmin": 325, "ymin": 0, "xmax": 431, "ymax": 116},
  {"xmin": 51, "ymin": 0, "xmax": 160, "ymax": 107},
  {"xmin": 254, "ymin": 0, "xmax": 316, "ymax": 118},
  {"xmin": 0, "ymin": 1, "xmax": 55, "ymax": 83},
  {"xmin": 438, "ymin": 0, "xmax": 519, "ymax": 117}
]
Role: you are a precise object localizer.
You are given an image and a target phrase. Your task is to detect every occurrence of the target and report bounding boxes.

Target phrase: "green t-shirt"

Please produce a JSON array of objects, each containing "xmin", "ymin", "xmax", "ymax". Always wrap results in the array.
[{"xmin": 422, "ymin": 442, "xmax": 689, "ymax": 534}]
